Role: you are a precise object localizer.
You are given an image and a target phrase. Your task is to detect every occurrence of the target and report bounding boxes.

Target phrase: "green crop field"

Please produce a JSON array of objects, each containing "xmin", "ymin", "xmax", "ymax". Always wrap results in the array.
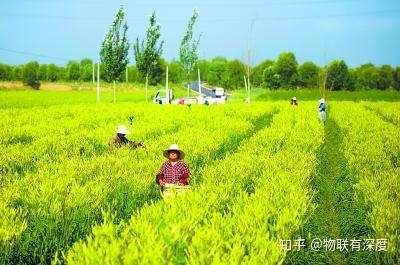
[{"xmin": 0, "ymin": 90, "xmax": 399, "ymax": 264}]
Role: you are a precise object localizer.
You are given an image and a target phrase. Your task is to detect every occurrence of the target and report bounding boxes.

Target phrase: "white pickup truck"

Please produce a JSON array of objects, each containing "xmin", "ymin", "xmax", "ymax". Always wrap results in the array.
[{"xmin": 153, "ymin": 90, "xmax": 174, "ymax": 104}]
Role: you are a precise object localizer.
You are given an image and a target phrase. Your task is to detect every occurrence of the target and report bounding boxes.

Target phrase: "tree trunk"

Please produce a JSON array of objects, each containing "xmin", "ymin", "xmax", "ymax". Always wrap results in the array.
[
  {"xmin": 97, "ymin": 62, "xmax": 100, "ymax": 103},
  {"xmin": 113, "ymin": 80, "xmax": 116, "ymax": 103},
  {"xmin": 145, "ymin": 74, "xmax": 149, "ymax": 102},
  {"xmin": 247, "ymin": 74, "xmax": 251, "ymax": 101},
  {"xmin": 198, "ymin": 68, "xmax": 201, "ymax": 97},
  {"xmin": 187, "ymin": 74, "xmax": 190, "ymax": 99},
  {"xmin": 322, "ymin": 69, "xmax": 327, "ymax": 103}
]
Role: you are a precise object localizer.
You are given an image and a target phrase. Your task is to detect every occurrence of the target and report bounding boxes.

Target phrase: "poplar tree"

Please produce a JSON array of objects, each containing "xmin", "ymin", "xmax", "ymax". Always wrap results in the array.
[
  {"xmin": 180, "ymin": 9, "xmax": 201, "ymax": 98},
  {"xmin": 100, "ymin": 6, "xmax": 130, "ymax": 103},
  {"xmin": 134, "ymin": 11, "xmax": 164, "ymax": 102}
]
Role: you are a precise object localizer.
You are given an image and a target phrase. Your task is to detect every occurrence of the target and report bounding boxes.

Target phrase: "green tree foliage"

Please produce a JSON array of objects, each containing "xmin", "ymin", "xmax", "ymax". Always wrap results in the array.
[
  {"xmin": 80, "ymin": 58, "xmax": 92, "ymax": 66},
  {"xmin": 0, "ymin": 50, "xmax": 398, "ymax": 93},
  {"xmin": 252, "ymin": 60, "xmax": 274, "ymax": 87},
  {"xmin": 0, "ymin": 64, "xmax": 13, "ymax": 81},
  {"xmin": 274, "ymin": 52, "xmax": 298, "ymax": 88},
  {"xmin": 134, "ymin": 11, "xmax": 164, "ymax": 88},
  {"xmin": 151, "ymin": 58, "xmax": 167, "ymax": 85},
  {"xmin": 128, "ymin": 66, "xmax": 140, "ymax": 82},
  {"xmin": 263, "ymin": 66, "xmax": 281, "ymax": 90},
  {"xmin": 58, "ymin": 67, "xmax": 67, "ymax": 81},
  {"xmin": 67, "ymin": 61, "xmax": 80, "ymax": 81},
  {"xmin": 353, "ymin": 63, "xmax": 394, "ymax": 90},
  {"xmin": 117, "ymin": 65, "xmax": 140, "ymax": 83},
  {"xmin": 356, "ymin": 64, "xmax": 379, "ymax": 90},
  {"xmin": 38, "ymin": 64, "xmax": 48, "ymax": 81},
  {"xmin": 48, "ymin": 64, "xmax": 60, "ymax": 82},
  {"xmin": 226, "ymin": 59, "xmax": 246, "ymax": 89},
  {"xmin": 180, "ymin": 9, "xmax": 201, "ymax": 95},
  {"xmin": 12, "ymin": 65, "xmax": 24, "ymax": 81},
  {"xmin": 393, "ymin": 66, "xmax": 400, "ymax": 91},
  {"xmin": 100, "ymin": 6, "xmax": 130, "ymax": 83},
  {"xmin": 207, "ymin": 57, "xmax": 228, "ymax": 87},
  {"xmin": 298, "ymin": 62, "xmax": 320, "ymax": 88},
  {"xmin": 377, "ymin": 65, "xmax": 393, "ymax": 90},
  {"xmin": 326, "ymin": 60, "xmax": 353, "ymax": 91},
  {"xmin": 168, "ymin": 60, "xmax": 184, "ymax": 84},
  {"xmin": 197, "ymin": 59, "xmax": 210, "ymax": 82},
  {"xmin": 80, "ymin": 58, "xmax": 93, "ymax": 82},
  {"xmin": 23, "ymin": 61, "xmax": 40, "ymax": 89}
]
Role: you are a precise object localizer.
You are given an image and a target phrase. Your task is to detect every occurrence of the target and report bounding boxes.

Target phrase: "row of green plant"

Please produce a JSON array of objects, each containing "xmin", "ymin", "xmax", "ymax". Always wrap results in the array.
[
  {"xmin": 331, "ymin": 102, "xmax": 399, "ymax": 263},
  {"xmin": 64, "ymin": 103, "xmax": 323, "ymax": 264},
  {"xmin": 0, "ymin": 102, "xmax": 272, "ymax": 263},
  {"xmin": 362, "ymin": 102, "xmax": 400, "ymax": 126}
]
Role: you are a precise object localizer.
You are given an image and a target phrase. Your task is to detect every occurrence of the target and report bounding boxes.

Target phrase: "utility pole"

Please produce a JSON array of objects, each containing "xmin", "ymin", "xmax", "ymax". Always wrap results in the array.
[
  {"xmin": 166, "ymin": 66, "xmax": 169, "ymax": 103},
  {"xmin": 247, "ymin": 49, "xmax": 251, "ymax": 102},
  {"xmin": 92, "ymin": 63, "xmax": 95, "ymax": 84},
  {"xmin": 246, "ymin": 21, "xmax": 254, "ymax": 103},
  {"xmin": 198, "ymin": 68, "xmax": 201, "ymax": 96},
  {"xmin": 322, "ymin": 44, "xmax": 328, "ymax": 103},
  {"xmin": 97, "ymin": 62, "xmax": 100, "ymax": 103}
]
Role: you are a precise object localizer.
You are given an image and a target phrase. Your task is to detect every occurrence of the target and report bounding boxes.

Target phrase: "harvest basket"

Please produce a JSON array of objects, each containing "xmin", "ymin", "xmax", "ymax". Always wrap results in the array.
[{"xmin": 161, "ymin": 183, "xmax": 191, "ymax": 199}]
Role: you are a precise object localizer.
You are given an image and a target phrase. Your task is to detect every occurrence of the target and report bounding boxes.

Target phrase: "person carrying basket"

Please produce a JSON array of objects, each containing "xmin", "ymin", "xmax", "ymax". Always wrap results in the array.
[{"xmin": 156, "ymin": 144, "xmax": 191, "ymax": 198}]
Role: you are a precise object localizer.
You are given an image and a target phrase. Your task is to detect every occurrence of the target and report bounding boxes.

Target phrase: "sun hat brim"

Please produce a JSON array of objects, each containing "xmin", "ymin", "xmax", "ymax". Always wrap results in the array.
[
  {"xmin": 163, "ymin": 149, "xmax": 185, "ymax": 160},
  {"xmin": 116, "ymin": 129, "xmax": 131, "ymax": 135}
]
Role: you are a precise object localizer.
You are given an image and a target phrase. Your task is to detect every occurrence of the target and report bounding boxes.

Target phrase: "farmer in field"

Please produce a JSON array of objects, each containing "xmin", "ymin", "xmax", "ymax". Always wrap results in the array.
[
  {"xmin": 318, "ymin": 98, "xmax": 327, "ymax": 123},
  {"xmin": 156, "ymin": 144, "xmax": 190, "ymax": 189},
  {"xmin": 290, "ymin": 97, "xmax": 298, "ymax": 106},
  {"xmin": 109, "ymin": 125, "xmax": 145, "ymax": 149}
]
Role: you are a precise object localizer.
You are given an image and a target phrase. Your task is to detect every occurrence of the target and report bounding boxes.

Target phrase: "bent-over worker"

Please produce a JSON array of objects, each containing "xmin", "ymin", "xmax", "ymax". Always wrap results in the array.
[{"xmin": 109, "ymin": 125, "xmax": 145, "ymax": 149}]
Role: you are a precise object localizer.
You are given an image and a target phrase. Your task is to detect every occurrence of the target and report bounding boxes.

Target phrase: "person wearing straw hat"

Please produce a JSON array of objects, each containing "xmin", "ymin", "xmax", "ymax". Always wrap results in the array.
[
  {"xmin": 318, "ymin": 98, "xmax": 327, "ymax": 123},
  {"xmin": 156, "ymin": 144, "xmax": 190, "ymax": 188},
  {"xmin": 290, "ymin": 97, "xmax": 298, "ymax": 106},
  {"xmin": 109, "ymin": 125, "xmax": 145, "ymax": 149}
]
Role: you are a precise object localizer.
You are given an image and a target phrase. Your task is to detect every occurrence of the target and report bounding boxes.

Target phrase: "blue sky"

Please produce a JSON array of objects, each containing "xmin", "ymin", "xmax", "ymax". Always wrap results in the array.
[{"xmin": 0, "ymin": 0, "xmax": 399, "ymax": 67}]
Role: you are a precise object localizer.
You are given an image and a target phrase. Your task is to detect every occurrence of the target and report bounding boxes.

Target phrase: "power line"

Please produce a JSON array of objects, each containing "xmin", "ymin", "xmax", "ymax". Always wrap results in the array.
[
  {"xmin": 13, "ymin": 0, "xmax": 363, "ymax": 6},
  {"xmin": 229, "ymin": 9, "xmax": 400, "ymax": 22},
  {"xmin": 0, "ymin": 9, "xmax": 398, "ymax": 23},
  {"xmin": 0, "ymin": 13, "xmax": 108, "ymax": 21},
  {"xmin": 0, "ymin": 47, "xmax": 70, "ymax": 62}
]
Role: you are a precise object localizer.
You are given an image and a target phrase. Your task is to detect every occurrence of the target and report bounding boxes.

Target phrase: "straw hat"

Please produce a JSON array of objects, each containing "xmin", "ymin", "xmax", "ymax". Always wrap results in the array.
[
  {"xmin": 116, "ymin": 125, "xmax": 131, "ymax": 135},
  {"xmin": 318, "ymin": 98, "xmax": 325, "ymax": 104},
  {"xmin": 163, "ymin": 144, "xmax": 185, "ymax": 160}
]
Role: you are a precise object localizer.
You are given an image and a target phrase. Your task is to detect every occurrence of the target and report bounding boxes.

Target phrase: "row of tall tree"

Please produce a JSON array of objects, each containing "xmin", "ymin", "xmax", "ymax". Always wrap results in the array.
[
  {"xmin": 98, "ymin": 7, "xmax": 200, "ymax": 101},
  {"xmin": 250, "ymin": 52, "xmax": 400, "ymax": 91},
  {"xmin": 1, "ymin": 53, "xmax": 399, "ymax": 91},
  {"xmin": 0, "ymin": 6, "xmax": 201, "ymax": 95},
  {"xmin": 0, "ymin": 5, "xmax": 398, "ymax": 92}
]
